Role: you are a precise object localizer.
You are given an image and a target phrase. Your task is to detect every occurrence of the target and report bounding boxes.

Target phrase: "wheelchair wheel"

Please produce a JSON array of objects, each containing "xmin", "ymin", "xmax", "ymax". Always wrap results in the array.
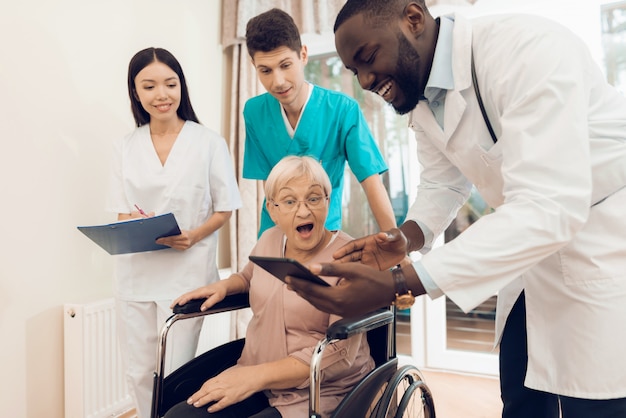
[{"xmin": 375, "ymin": 365, "xmax": 435, "ymax": 418}]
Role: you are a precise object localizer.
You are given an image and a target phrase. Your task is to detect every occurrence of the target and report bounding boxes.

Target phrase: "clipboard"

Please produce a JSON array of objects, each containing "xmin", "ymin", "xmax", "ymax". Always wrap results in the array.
[{"xmin": 77, "ymin": 213, "xmax": 182, "ymax": 255}]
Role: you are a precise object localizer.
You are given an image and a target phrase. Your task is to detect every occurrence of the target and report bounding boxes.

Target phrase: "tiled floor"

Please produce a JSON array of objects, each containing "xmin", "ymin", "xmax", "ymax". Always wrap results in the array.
[{"xmin": 421, "ymin": 369, "xmax": 502, "ymax": 418}]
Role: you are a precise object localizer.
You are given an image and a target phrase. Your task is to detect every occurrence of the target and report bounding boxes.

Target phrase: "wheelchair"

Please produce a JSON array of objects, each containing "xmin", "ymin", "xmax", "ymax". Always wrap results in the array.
[{"xmin": 150, "ymin": 293, "xmax": 435, "ymax": 418}]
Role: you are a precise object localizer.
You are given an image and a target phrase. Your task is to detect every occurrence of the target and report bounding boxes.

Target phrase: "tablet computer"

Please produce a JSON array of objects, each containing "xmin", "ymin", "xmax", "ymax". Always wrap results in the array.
[{"xmin": 249, "ymin": 255, "xmax": 330, "ymax": 287}]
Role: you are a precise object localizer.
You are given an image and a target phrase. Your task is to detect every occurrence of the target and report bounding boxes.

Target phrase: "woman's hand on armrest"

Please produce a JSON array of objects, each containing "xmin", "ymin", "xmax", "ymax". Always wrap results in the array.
[{"xmin": 170, "ymin": 281, "xmax": 228, "ymax": 311}]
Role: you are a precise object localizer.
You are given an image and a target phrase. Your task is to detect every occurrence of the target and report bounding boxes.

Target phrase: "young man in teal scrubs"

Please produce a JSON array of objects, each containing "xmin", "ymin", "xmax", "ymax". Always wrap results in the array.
[{"xmin": 243, "ymin": 8, "xmax": 396, "ymax": 236}]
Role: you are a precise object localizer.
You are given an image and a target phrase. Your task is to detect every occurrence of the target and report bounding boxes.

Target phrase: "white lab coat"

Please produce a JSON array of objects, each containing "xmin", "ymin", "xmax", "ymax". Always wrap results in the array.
[{"xmin": 407, "ymin": 13, "xmax": 626, "ymax": 398}]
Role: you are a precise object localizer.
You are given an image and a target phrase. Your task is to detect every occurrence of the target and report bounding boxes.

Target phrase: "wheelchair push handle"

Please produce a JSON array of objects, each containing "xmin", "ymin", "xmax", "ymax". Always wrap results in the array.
[{"xmin": 326, "ymin": 308, "xmax": 394, "ymax": 340}]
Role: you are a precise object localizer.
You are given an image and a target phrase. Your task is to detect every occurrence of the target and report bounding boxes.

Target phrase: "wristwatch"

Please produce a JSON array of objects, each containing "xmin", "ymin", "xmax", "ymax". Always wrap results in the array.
[{"xmin": 391, "ymin": 265, "xmax": 415, "ymax": 310}]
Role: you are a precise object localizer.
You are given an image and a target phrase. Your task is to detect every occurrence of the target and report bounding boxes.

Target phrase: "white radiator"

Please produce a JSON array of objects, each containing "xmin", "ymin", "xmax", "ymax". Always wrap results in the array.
[{"xmin": 64, "ymin": 298, "xmax": 134, "ymax": 418}]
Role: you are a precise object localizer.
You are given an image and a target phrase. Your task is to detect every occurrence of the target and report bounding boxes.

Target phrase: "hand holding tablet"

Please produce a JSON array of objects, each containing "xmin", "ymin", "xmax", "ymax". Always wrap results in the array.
[{"xmin": 249, "ymin": 255, "xmax": 331, "ymax": 287}]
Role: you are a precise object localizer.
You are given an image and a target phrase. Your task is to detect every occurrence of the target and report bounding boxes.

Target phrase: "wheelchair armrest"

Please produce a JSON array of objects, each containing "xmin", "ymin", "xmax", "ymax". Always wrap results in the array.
[
  {"xmin": 326, "ymin": 308, "xmax": 394, "ymax": 340},
  {"xmin": 172, "ymin": 293, "xmax": 250, "ymax": 315}
]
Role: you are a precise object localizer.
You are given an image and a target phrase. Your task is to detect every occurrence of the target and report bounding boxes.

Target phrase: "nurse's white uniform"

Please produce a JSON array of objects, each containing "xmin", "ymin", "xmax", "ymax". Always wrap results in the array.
[{"xmin": 106, "ymin": 121, "xmax": 242, "ymax": 418}]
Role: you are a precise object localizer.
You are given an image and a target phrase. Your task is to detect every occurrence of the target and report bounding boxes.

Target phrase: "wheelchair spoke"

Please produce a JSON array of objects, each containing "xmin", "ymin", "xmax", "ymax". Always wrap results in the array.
[{"xmin": 376, "ymin": 365, "xmax": 436, "ymax": 418}]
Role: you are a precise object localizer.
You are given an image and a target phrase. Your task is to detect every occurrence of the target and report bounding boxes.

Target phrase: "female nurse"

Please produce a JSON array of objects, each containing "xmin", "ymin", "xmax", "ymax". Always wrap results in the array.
[{"xmin": 106, "ymin": 47, "xmax": 242, "ymax": 418}]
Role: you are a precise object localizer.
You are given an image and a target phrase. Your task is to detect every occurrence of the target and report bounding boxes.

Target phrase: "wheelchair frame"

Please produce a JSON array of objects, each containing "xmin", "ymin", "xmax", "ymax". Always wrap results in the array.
[{"xmin": 150, "ymin": 294, "xmax": 435, "ymax": 418}]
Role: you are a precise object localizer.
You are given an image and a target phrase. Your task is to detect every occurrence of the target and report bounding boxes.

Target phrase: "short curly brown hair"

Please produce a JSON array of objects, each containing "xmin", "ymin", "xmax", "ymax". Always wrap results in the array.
[{"xmin": 245, "ymin": 8, "xmax": 302, "ymax": 59}]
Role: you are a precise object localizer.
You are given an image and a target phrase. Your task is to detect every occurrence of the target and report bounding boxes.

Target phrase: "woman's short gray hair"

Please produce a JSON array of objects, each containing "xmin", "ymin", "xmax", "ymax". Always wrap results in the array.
[{"xmin": 265, "ymin": 156, "xmax": 332, "ymax": 201}]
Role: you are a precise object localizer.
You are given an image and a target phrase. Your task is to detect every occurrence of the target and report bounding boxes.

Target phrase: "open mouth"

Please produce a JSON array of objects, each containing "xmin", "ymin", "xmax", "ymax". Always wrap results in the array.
[{"xmin": 296, "ymin": 223, "xmax": 314, "ymax": 233}]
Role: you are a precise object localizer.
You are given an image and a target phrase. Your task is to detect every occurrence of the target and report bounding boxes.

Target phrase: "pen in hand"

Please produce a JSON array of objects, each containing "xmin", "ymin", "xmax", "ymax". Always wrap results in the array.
[{"xmin": 134, "ymin": 204, "xmax": 148, "ymax": 217}]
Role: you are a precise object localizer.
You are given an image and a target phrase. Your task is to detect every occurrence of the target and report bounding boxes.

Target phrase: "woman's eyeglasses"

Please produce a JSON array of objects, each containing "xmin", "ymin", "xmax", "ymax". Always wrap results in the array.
[{"xmin": 271, "ymin": 195, "xmax": 328, "ymax": 213}]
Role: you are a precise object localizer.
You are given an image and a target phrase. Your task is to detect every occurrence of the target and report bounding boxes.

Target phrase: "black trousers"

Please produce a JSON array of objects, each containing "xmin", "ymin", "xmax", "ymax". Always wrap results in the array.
[
  {"xmin": 162, "ymin": 391, "xmax": 282, "ymax": 418},
  {"xmin": 500, "ymin": 291, "xmax": 626, "ymax": 418}
]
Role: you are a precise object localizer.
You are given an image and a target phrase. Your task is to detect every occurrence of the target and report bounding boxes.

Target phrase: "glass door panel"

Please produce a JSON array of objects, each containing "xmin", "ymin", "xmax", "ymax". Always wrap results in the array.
[
  {"xmin": 443, "ymin": 189, "xmax": 498, "ymax": 356},
  {"xmin": 446, "ymin": 296, "xmax": 497, "ymax": 353},
  {"xmin": 601, "ymin": 1, "xmax": 626, "ymax": 94}
]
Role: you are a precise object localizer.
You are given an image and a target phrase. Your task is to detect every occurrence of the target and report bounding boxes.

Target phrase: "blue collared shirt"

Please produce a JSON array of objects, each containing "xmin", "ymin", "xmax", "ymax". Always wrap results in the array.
[{"xmin": 423, "ymin": 15, "xmax": 455, "ymax": 129}]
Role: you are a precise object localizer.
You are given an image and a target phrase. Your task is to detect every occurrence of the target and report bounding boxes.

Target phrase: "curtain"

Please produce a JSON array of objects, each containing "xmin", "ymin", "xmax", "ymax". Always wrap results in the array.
[
  {"xmin": 222, "ymin": 0, "xmax": 345, "ymax": 48},
  {"xmin": 225, "ymin": 43, "xmax": 263, "ymax": 274}
]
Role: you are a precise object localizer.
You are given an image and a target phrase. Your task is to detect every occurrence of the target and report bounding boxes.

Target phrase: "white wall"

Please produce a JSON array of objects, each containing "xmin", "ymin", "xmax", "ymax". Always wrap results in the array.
[
  {"xmin": 468, "ymin": 0, "xmax": 603, "ymax": 63},
  {"xmin": 430, "ymin": 0, "xmax": 603, "ymax": 62},
  {"xmin": 0, "ymin": 1, "xmax": 224, "ymax": 416}
]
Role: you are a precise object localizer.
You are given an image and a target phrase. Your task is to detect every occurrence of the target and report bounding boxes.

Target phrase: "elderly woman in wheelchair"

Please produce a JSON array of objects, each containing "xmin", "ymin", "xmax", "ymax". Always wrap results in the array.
[{"xmin": 165, "ymin": 156, "xmax": 374, "ymax": 418}]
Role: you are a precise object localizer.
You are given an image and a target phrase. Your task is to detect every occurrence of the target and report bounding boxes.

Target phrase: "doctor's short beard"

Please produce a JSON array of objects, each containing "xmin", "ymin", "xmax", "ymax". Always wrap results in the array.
[{"xmin": 392, "ymin": 33, "xmax": 426, "ymax": 115}]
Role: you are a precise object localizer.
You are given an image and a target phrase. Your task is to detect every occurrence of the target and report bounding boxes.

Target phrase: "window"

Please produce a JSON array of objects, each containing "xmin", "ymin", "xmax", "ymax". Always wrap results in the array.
[
  {"xmin": 602, "ymin": 1, "xmax": 626, "ymax": 94},
  {"xmin": 304, "ymin": 55, "xmax": 412, "ymax": 239},
  {"xmin": 444, "ymin": 188, "xmax": 496, "ymax": 353},
  {"xmin": 305, "ymin": 55, "xmax": 415, "ymax": 355}
]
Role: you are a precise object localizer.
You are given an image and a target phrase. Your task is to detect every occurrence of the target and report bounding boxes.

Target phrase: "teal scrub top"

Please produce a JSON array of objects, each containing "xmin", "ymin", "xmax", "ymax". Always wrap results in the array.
[{"xmin": 243, "ymin": 84, "xmax": 388, "ymax": 236}]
